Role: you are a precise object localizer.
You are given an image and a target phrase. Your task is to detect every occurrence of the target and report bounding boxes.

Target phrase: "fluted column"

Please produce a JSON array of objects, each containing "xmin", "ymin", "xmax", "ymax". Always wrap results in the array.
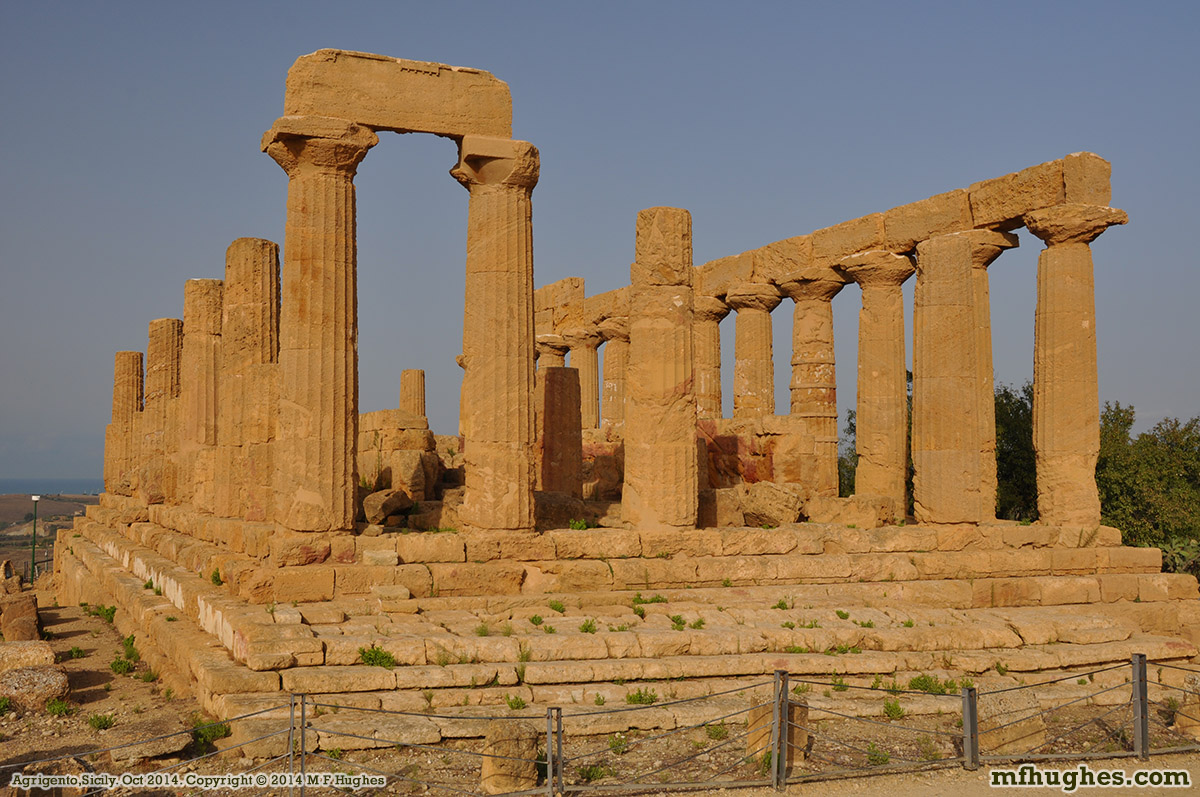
[
  {"xmin": 452, "ymin": 136, "xmax": 539, "ymax": 533},
  {"xmin": 776, "ymin": 267, "xmax": 845, "ymax": 495},
  {"xmin": 598, "ymin": 318, "xmax": 629, "ymax": 429},
  {"xmin": 725, "ymin": 283, "xmax": 783, "ymax": 419},
  {"xmin": 623, "ymin": 207, "xmax": 698, "ymax": 529},
  {"xmin": 693, "ymin": 296, "xmax": 730, "ymax": 419},
  {"xmin": 263, "ymin": 116, "xmax": 377, "ymax": 532},
  {"xmin": 912, "ymin": 230, "xmax": 1016, "ymax": 523},
  {"xmin": 839, "ymin": 251, "xmax": 914, "ymax": 507},
  {"xmin": 1024, "ymin": 204, "xmax": 1127, "ymax": 526},
  {"xmin": 399, "ymin": 369, "xmax": 426, "ymax": 417},
  {"xmin": 563, "ymin": 328, "xmax": 602, "ymax": 429},
  {"xmin": 215, "ymin": 238, "xmax": 279, "ymax": 521},
  {"xmin": 971, "ymin": 235, "xmax": 1017, "ymax": 519},
  {"xmin": 177, "ymin": 280, "xmax": 223, "ymax": 513},
  {"xmin": 104, "ymin": 351, "xmax": 143, "ymax": 495},
  {"xmin": 137, "ymin": 318, "xmax": 182, "ymax": 505}
]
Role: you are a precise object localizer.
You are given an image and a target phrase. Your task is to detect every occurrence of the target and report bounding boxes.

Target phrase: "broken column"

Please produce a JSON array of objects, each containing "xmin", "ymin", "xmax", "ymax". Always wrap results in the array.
[
  {"xmin": 563, "ymin": 328, "xmax": 601, "ymax": 429},
  {"xmin": 137, "ymin": 318, "xmax": 182, "ymax": 505},
  {"xmin": 399, "ymin": 369, "xmax": 426, "ymax": 417},
  {"xmin": 179, "ymin": 279, "xmax": 223, "ymax": 513},
  {"xmin": 452, "ymin": 136, "xmax": 539, "ymax": 533},
  {"xmin": 534, "ymin": 334, "xmax": 568, "ymax": 369},
  {"xmin": 912, "ymin": 230, "xmax": 1015, "ymax": 523},
  {"xmin": 263, "ymin": 115, "xmax": 377, "ymax": 532},
  {"xmin": 622, "ymin": 207, "xmax": 698, "ymax": 529},
  {"xmin": 538, "ymin": 367, "xmax": 583, "ymax": 497},
  {"xmin": 598, "ymin": 318, "xmax": 629, "ymax": 428},
  {"xmin": 693, "ymin": 295, "xmax": 729, "ymax": 419},
  {"xmin": 1024, "ymin": 204, "xmax": 1127, "ymax": 526},
  {"xmin": 839, "ymin": 251, "xmax": 914, "ymax": 508},
  {"xmin": 215, "ymin": 238, "xmax": 279, "ymax": 521},
  {"xmin": 776, "ymin": 267, "xmax": 846, "ymax": 495},
  {"xmin": 726, "ymin": 283, "xmax": 782, "ymax": 419},
  {"xmin": 104, "ymin": 351, "xmax": 143, "ymax": 495}
]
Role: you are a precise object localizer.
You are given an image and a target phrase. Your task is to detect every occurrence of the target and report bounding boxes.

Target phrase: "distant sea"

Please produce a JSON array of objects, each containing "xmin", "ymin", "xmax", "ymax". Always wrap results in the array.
[{"xmin": 0, "ymin": 478, "xmax": 104, "ymax": 496}]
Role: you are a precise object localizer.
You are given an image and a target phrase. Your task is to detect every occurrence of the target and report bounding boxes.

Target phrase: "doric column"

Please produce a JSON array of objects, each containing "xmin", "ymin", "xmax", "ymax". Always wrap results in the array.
[
  {"xmin": 104, "ymin": 351, "xmax": 143, "ymax": 495},
  {"xmin": 538, "ymin": 367, "xmax": 583, "ymax": 497},
  {"xmin": 1023, "ymin": 204, "xmax": 1127, "ymax": 526},
  {"xmin": 912, "ymin": 230, "xmax": 1016, "ymax": 523},
  {"xmin": 839, "ymin": 251, "xmax": 914, "ymax": 507},
  {"xmin": 263, "ymin": 115, "xmax": 377, "ymax": 532},
  {"xmin": 179, "ymin": 279, "xmax": 223, "ymax": 513},
  {"xmin": 451, "ymin": 136, "xmax": 539, "ymax": 533},
  {"xmin": 971, "ymin": 234, "xmax": 1017, "ymax": 519},
  {"xmin": 563, "ymin": 328, "xmax": 602, "ymax": 429},
  {"xmin": 622, "ymin": 207, "xmax": 698, "ymax": 529},
  {"xmin": 693, "ymin": 296, "xmax": 730, "ymax": 419},
  {"xmin": 137, "ymin": 318, "xmax": 182, "ymax": 505},
  {"xmin": 776, "ymin": 267, "xmax": 845, "ymax": 496},
  {"xmin": 535, "ymin": 334, "xmax": 568, "ymax": 368},
  {"xmin": 215, "ymin": 238, "xmax": 279, "ymax": 521},
  {"xmin": 725, "ymin": 283, "xmax": 783, "ymax": 419},
  {"xmin": 598, "ymin": 318, "xmax": 629, "ymax": 429},
  {"xmin": 399, "ymin": 369, "xmax": 426, "ymax": 417}
]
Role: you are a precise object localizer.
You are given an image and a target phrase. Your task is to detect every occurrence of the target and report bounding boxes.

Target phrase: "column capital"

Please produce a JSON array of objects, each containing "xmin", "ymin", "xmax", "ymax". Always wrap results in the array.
[
  {"xmin": 838, "ymin": 250, "xmax": 915, "ymax": 287},
  {"xmin": 917, "ymin": 229, "xmax": 1019, "ymax": 271},
  {"xmin": 261, "ymin": 115, "xmax": 378, "ymax": 178},
  {"xmin": 535, "ymin": 333, "xmax": 569, "ymax": 359},
  {"xmin": 694, "ymin": 295, "xmax": 731, "ymax": 324},
  {"xmin": 597, "ymin": 317, "xmax": 629, "ymax": 343},
  {"xmin": 775, "ymin": 266, "xmax": 846, "ymax": 302},
  {"xmin": 1023, "ymin": 203, "xmax": 1128, "ymax": 246},
  {"xmin": 451, "ymin": 135, "xmax": 540, "ymax": 192},
  {"xmin": 561, "ymin": 327, "xmax": 602, "ymax": 350},
  {"xmin": 726, "ymin": 282, "xmax": 783, "ymax": 312}
]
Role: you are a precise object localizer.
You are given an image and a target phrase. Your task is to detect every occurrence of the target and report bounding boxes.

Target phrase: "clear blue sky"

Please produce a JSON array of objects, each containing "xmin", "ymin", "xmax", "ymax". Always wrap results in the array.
[{"xmin": 1, "ymin": 1, "xmax": 1197, "ymax": 478}]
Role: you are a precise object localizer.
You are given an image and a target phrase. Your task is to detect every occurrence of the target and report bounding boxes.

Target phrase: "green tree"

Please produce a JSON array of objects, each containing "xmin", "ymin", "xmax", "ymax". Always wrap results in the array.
[
  {"xmin": 994, "ymin": 382, "xmax": 1037, "ymax": 521},
  {"xmin": 838, "ymin": 410, "xmax": 857, "ymax": 497}
]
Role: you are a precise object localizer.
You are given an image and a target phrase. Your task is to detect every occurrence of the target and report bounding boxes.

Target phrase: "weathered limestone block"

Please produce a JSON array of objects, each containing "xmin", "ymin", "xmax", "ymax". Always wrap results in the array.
[
  {"xmin": 839, "ymin": 251, "xmax": 914, "ymax": 507},
  {"xmin": 698, "ymin": 488, "xmax": 744, "ymax": 528},
  {"xmin": 804, "ymin": 496, "xmax": 898, "ymax": 529},
  {"xmin": 0, "ymin": 666, "xmax": 69, "ymax": 712},
  {"xmin": 598, "ymin": 317, "xmax": 629, "ymax": 428},
  {"xmin": 1175, "ymin": 673, "xmax": 1200, "ymax": 740},
  {"xmin": 726, "ymin": 283, "xmax": 782, "ymax": 419},
  {"xmin": 622, "ymin": 207, "xmax": 699, "ymax": 530},
  {"xmin": 0, "ymin": 641, "xmax": 54, "ymax": 672},
  {"xmin": 399, "ymin": 369, "xmax": 426, "ymax": 417},
  {"xmin": 363, "ymin": 489, "xmax": 413, "ymax": 524},
  {"xmin": 912, "ymin": 230, "xmax": 1015, "ymax": 523},
  {"xmin": 480, "ymin": 719, "xmax": 539, "ymax": 794},
  {"xmin": 696, "ymin": 251, "xmax": 753, "ymax": 298},
  {"xmin": 138, "ymin": 318, "xmax": 183, "ymax": 505},
  {"xmin": 105, "ymin": 351, "xmax": 143, "ymax": 495},
  {"xmin": 776, "ymin": 267, "xmax": 845, "ymax": 496},
  {"xmin": 1024, "ymin": 204, "xmax": 1127, "ymax": 526},
  {"xmin": 750, "ymin": 236, "xmax": 813, "ymax": 285},
  {"xmin": 180, "ymin": 279, "xmax": 223, "ymax": 512},
  {"xmin": 746, "ymin": 699, "xmax": 808, "ymax": 765},
  {"xmin": 883, "ymin": 189, "xmax": 973, "ymax": 252},
  {"xmin": 264, "ymin": 115, "xmax": 378, "ymax": 532},
  {"xmin": 737, "ymin": 482, "xmax": 807, "ymax": 527},
  {"xmin": 693, "ymin": 296, "xmax": 729, "ymax": 419},
  {"xmin": 109, "ymin": 717, "xmax": 191, "ymax": 762},
  {"xmin": 969, "ymin": 159, "xmax": 1064, "ymax": 230},
  {"xmin": 453, "ymin": 135, "xmax": 539, "ymax": 533},
  {"xmin": 537, "ymin": 367, "xmax": 583, "ymax": 497},
  {"xmin": 0, "ymin": 593, "xmax": 39, "ymax": 641},
  {"xmin": 977, "ymin": 683, "xmax": 1047, "ymax": 754},
  {"xmin": 284, "ymin": 49, "xmax": 512, "ymax": 138},
  {"xmin": 812, "ymin": 214, "xmax": 884, "ymax": 265}
]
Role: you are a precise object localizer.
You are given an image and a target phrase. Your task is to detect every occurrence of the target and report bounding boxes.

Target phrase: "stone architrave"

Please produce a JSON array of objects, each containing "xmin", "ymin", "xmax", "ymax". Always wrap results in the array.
[
  {"xmin": 179, "ymin": 280, "xmax": 223, "ymax": 513},
  {"xmin": 215, "ymin": 238, "xmax": 279, "ymax": 522},
  {"xmin": 693, "ymin": 296, "xmax": 730, "ymax": 419},
  {"xmin": 912, "ymin": 230, "xmax": 1016, "ymax": 523},
  {"xmin": 104, "ymin": 351, "xmax": 143, "ymax": 495},
  {"xmin": 776, "ymin": 267, "xmax": 846, "ymax": 496},
  {"xmin": 622, "ymin": 207, "xmax": 698, "ymax": 529},
  {"xmin": 1023, "ymin": 204, "xmax": 1127, "ymax": 527},
  {"xmin": 137, "ymin": 318, "xmax": 182, "ymax": 505},
  {"xmin": 725, "ymin": 283, "xmax": 783, "ymax": 419},
  {"xmin": 452, "ymin": 135, "xmax": 539, "ymax": 533},
  {"xmin": 538, "ymin": 367, "xmax": 583, "ymax": 497},
  {"xmin": 839, "ymin": 251, "xmax": 915, "ymax": 508},
  {"xmin": 598, "ymin": 317, "xmax": 629, "ymax": 428},
  {"xmin": 263, "ymin": 115, "xmax": 378, "ymax": 532},
  {"xmin": 399, "ymin": 369, "xmax": 426, "ymax": 417},
  {"xmin": 563, "ymin": 328, "xmax": 602, "ymax": 429}
]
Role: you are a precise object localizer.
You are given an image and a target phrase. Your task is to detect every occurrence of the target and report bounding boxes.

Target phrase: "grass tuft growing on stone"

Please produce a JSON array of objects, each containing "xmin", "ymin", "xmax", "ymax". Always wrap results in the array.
[{"xmin": 359, "ymin": 645, "xmax": 396, "ymax": 669}]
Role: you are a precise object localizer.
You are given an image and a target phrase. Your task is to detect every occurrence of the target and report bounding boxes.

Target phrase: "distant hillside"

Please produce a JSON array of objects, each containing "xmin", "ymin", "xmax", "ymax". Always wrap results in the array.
[{"xmin": 0, "ymin": 493, "xmax": 97, "ymax": 526}]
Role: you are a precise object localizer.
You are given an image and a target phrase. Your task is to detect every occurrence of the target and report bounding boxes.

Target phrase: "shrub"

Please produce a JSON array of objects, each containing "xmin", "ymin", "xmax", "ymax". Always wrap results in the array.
[
  {"xmin": 474, "ymin": 622, "xmax": 490, "ymax": 637},
  {"xmin": 548, "ymin": 599, "xmax": 566, "ymax": 614},
  {"xmin": 505, "ymin": 694, "xmax": 527, "ymax": 710},
  {"xmin": 835, "ymin": 609, "xmax": 850, "ymax": 620},
  {"xmin": 883, "ymin": 699, "xmax": 905, "ymax": 720},
  {"xmin": 68, "ymin": 646, "xmax": 86, "ymax": 660},
  {"xmin": 95, "ymin": 605, "xmax": 116, "ymax": 623},
  {"xmin": 529, "ymin": 614, "xmax": 543, "ymax": 626},
  {"xmin": 139, "ymin": 670, "xmax": 158, "ymax": 683},
  {"xmin": 688, "ymin": 618, "xmax": 705, "ymax": 630},
  {"xmin": 576, "ymin": 763, "xmax": 614, "ymax": 782},
  {"xmin": 579, "ymin": 618, "xmax": 598, "ymax": 634},
  {"xmin": 866, "ymin": 742, "xmax": 890, "ymax": 766},
  {"xmin": 608, "ymin": 733, "xmax": 629, "ymax": 754},
  {"xmin": 705, "ymin": 722, "xmax": 729, "ymax": 741},
  {"xmin": 0, "ymin": 697, "xmax": 11, "ymax": 715},
  {"xmin": 191, "ymin": 715, "xmax": 231, "ymax": 752},
  {"xmin": 87, "ymin": 713, "xmax": 115, "ymax": 730},
  {"xmin": 669, "ymin": 615, "xmax": 685, "ymax": 631},
  {"xmin": 210, "ymin": 569, "xmax": 223, "ymax": 586},
  {"xmin": 359, "ymin": 645, "xmax": 396, "ymax": 669},
  {"xmin": 121, "ymin": 635, "xmax": 139, "ymax": 662},
  {"xmin": 594, "ymin": 694, "xmax": 606, "ymax": 706},
  {"xmin": 831, "ymin": 676, "xmax": 849, "ymax": 692},
  {"xmin": 542, "ymin": 625, "xmax": 556, "ymax": 634},
  {"xmin": 567, "ymin": 518, "xmax": 590, "ymax": 530},
  {"xmin": 625, "ymin": 687, "xmax": 658, "ymax": 705},
  {"xmin": 110, "ymin": 658, "xmax": 135, "ymax": 675},
  {"xmin": 46, "ymin": 698, "xmax": 73, "ymax": 717}
]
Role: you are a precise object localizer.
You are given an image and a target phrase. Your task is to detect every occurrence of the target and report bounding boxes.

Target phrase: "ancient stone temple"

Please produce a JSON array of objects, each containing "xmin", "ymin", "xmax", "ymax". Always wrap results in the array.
[{"xmin": 60, "ymin": 50, "xmax": 1199, "ymax": 742}]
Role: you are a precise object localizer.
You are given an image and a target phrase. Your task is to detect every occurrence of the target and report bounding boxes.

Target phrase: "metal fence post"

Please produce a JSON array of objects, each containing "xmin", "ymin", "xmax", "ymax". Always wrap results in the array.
[
  {"xmin": 772, "ymin": 669, "xmax": 789, "ymax": 789},
  {"xmin": 962, "ymin": 686, "xmax": 979, "ymax": 771},
  {"xmin": 1132, "ymin": 653, "xmax": 1150, "ymax": 760},
  {"xmin": 554, "ymin": 707, "xmax": 565, "ymax": 796},
  {"xmin": 299, "ymin": 693, "xmax": 307, "ymax": 797},
  {"xmin": 545, "ymin": 707, "xmax": 555, "ymax": 797},
  {"xmin": 288, "ymin": 694, "xmax": 296, "ymax": 796}
]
